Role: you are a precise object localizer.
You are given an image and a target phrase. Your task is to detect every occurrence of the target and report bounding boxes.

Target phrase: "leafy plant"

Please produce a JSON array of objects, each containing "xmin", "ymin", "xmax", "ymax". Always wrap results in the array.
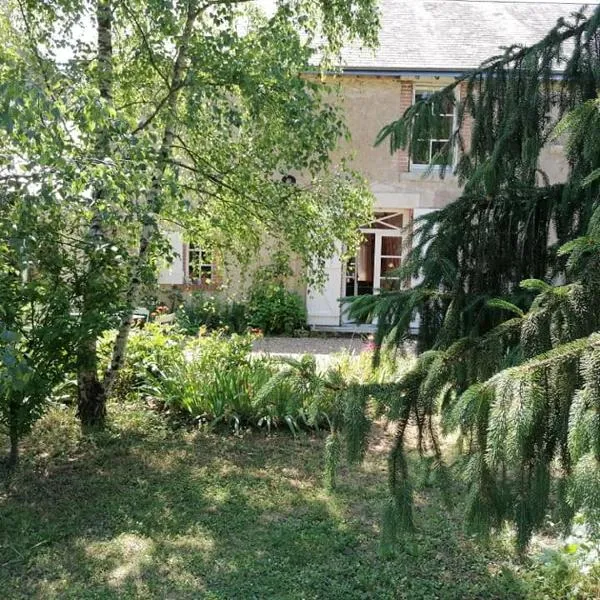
[
  {"xmin": 0, "ymin": 190, "xmax": 77, "ymax": 467},
  {"xmin": 527, "ymin": 540, "xmax": 600, "ymax": 599},
  {"xmin": 176, "ymin": 293, "xmax": 248, "ymax": 335},
  {"xmin": 247, "ymin": 254, "xmax": 307, "ymax": 335},
  {"xmin": 257, "ymin": 350, "xmax": 405, "ymax": 489},
  {"xmin": 98, "ymin": 324, "xmax": 187, "ymax": 399},
  {"xmin": 247, "ymin": 284, "xmax": 306, "ymax": 335},
  {"xmin": 129, "ymin": 328, "xmax": 312, "ymax": 432}
]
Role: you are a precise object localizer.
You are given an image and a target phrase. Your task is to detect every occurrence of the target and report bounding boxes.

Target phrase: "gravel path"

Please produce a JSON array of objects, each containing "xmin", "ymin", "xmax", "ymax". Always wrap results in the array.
[
  {"xmin": 252, "ymin": 335, "xmax": 369, "ymax": 369},
  {"xmin": 252, "ymin": 335, "xmax": 367, "ymax": 356}
]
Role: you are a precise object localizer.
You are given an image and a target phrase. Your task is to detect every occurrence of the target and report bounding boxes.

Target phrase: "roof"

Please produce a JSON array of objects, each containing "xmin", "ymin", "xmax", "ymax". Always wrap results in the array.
[{"xmin": 338, "ymin": 0, "xmax": 596, "ymax": 73}]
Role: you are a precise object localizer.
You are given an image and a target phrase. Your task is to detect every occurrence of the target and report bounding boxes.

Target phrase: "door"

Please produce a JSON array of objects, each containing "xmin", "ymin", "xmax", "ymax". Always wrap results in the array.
[
  {"xmin": 306, "ymin": 246, "xmax": 344, "ymax": 327},
  {"xmin": 307, "ymin": 210, "xmax": 411, "ymax": 327},
  {"xmin": 342, "ymin": 229, "xmax": 406, "ymax": 323},
  {"xmin": 409, "ymin": 207, "xmax": 438, "ymax": 332},
  {"xmin": 376, "ymin": 232, "xmax": 403, "ymax": 292}
]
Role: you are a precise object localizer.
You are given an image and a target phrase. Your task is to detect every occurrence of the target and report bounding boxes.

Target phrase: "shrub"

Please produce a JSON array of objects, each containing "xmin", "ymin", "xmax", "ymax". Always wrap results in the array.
[
  {"xmin": 140, "ymin": 329, "xmax": 254, "ymax": 415},
  {"xmin": 98, "ymin": 324, "xmax": 403, "ymax": 444},
  {"xmin": 175, "ymin": 293, "xmax": 248, "ymax": 335},
  {"xmin": 255, "ymin": 348, "xmax": 412, "ymax": 488},
  {"xmin": 142, "ymin": 332, "xmax": 314, "ymax": 432},
  {"xmin": 247, "ymin": 283, "xmax": 306, "ymax": 335},
  {"xmin": 245, "ymin": 251, "xmax": 307, "ymax": 335},
  {"xmin": 98, "ymin": 324, "xmax": 187, "ymax": 398},
  {"xmin": 108, "ymin": 326, "xmax": 326, "ymax": 433}
]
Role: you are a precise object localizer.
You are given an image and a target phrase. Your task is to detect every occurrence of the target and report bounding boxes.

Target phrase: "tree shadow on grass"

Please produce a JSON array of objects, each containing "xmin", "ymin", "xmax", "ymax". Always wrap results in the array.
[{"xmin": 1, "ymin": 419, "xmax": 528, "ymax": 599}]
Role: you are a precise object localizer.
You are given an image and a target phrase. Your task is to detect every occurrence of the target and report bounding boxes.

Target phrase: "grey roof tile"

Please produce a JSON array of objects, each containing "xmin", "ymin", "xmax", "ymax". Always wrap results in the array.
[{"xmin": 339, "ymin": 0, "xmax": 596, "ymax": 71}]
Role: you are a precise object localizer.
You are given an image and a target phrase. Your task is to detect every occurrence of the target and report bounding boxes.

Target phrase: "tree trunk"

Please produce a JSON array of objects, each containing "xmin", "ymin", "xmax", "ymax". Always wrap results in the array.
[
  {"xmin": 103, "ymin": 1, "xmax": 198, "ymax": 397},
  {"xmin": 76, "ymin": 0, "xmax": 113, "ymax": 427},
  {"xmin": 77, "ymin": 344, "xmax": 107, "ymax": 429}
]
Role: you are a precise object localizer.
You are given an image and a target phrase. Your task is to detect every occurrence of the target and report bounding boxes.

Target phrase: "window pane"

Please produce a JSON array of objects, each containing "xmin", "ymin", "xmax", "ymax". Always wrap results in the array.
[
  {"xmin": 380, "ymin": 278, "xmax": 401, "ymax": 291},
  {"xmin": 436, "ymin": 115, "xmax": 453, "ymax": 139},
  {"xmin": 188, "ymin": 244, "xmax": 213, "ymax": 281},
  {"xmin": 380, "ymin": 212, "xmax": 403, "ymax": 229},
  {"xmin": 412, "ymin": 89, "xmax": 454, "ymax": 169},
  {"xmin": 431, "ymin": 141, "xmax": 451, "ymax": 165},
  {"xmin": 357, "ymin": 234, "xmax": 375, "ymax": 283},
  {"xmin": 381, "ymin": 236, "xmax": 401, "ymax": 256},
  {"xmin": 381, "ymin": 257, "xmax": 401, "ymax": 276},
  {"xmin": 414, "ymin": 90, "xmax": 433, "ymax": 104},
  {"xmin": 438, "ymin": 95, "xmax": 455, "ymax": 115},
  {"xmin": 412, "ymin": 140, "xmax": 429, "ymax": 164}
]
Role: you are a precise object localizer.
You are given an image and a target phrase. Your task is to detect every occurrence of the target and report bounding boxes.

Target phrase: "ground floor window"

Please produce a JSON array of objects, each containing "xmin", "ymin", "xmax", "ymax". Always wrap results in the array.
[{"xmin": 187, "ymin": 243, "xmax": 214, "ymax": 285}]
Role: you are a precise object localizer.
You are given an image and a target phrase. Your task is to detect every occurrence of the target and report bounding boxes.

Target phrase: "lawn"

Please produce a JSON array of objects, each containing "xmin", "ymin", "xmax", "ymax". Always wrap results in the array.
[{"xmin": 2, "ymin": 402, "xmax": 532, "ymax": 599}]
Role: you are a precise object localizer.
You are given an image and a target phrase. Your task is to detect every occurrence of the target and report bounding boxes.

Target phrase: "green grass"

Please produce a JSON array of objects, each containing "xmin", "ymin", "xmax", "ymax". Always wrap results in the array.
[{"xmin": 1, "ymin": 403, "xmax": 532, "ymax": 599}]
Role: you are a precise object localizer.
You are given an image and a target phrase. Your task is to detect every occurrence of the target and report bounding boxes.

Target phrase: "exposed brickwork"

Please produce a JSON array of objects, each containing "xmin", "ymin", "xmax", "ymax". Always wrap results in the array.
[
  {"xmin": 398, "ymin": 80, "xmax": 413, "ymax": 173},
  {"xmin": 459, "ymin": 81, "xmax": 473, "ymax": 155}
]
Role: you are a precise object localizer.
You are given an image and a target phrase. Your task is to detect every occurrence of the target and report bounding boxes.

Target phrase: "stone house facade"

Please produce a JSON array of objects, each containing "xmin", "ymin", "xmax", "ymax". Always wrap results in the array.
[{"xmin": 158, "ymin": 0, "xmax": 573, "ymax": 329}]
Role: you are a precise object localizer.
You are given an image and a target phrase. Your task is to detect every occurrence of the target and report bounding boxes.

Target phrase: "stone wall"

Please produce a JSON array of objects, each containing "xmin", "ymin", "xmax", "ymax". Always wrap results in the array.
[{"xmin": 159, "ymin": 73, "xmax": 570, "ymax": 307}]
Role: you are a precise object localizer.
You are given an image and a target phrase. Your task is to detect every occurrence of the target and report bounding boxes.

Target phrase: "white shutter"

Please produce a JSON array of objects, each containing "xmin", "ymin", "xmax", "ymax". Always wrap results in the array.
[
  {"xmin": 158, "ymin": 231, "xmax": 185, "ymax": 285},
  {"xmin": 410, "ymin": 208, "xmax": 438, "ymax": 332},
  {"xmin": 307, "ymin": 247, "xmax": 343, "ymax": 327}
]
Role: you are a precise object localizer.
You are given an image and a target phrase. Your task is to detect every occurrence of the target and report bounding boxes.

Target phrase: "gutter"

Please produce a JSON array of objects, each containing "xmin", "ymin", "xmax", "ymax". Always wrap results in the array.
[
  {"xmin": 321, "ymin": 66, "xmax": 566, "ymax": 79},
  {"xmin": 337, "ymin": 67, "xmax": 468, "ymax": 78}
]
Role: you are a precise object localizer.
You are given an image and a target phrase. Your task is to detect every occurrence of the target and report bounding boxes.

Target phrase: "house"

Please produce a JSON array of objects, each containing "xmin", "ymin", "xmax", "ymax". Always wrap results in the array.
[{"xmin": 159, "ymin": 0, "xmax": 575, "ymax": 328}]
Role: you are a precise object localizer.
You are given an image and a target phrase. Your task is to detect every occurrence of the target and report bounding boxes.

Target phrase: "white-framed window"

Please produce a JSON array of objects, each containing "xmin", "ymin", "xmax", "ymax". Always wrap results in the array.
[
  {"xmin": 410, "ymin": 87, "xmax": 456, "ymax": 170},
  {"xmin": 187, "ymin": 243, "xmax": 213, "ymax": 284}
]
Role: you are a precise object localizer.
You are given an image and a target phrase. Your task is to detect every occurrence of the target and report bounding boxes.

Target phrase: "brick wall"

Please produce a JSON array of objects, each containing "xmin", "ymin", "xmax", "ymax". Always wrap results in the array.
[
  {"xmin": 459, "ymin": 81, "xmax": 473, "ymax": 155},
  {"xmin": 398, "ymin": 80, "xmax": 413, "ymax": 173}
]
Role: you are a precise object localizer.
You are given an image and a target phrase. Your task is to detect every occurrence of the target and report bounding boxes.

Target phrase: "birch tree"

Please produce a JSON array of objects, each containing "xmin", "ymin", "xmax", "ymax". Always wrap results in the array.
[{"xmin": 1, "ymin": 0, "xmax": 379, "ymax": 427}]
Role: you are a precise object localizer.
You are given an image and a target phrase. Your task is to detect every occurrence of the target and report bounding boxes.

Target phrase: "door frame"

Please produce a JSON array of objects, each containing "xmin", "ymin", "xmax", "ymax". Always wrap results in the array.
[
  {"xmin": 367, "ymin": 229, "xmax": 403, "ymax": 292},
  {"xmin": 341, "ymin": 229, "xmax": 405, "ymax": 324}
]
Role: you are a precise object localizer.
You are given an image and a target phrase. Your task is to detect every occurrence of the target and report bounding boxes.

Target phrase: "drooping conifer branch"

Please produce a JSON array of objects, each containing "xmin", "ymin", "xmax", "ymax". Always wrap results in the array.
[{"xmin": 347, "ymin": 5, "xmax": 600, "ymax": 547}]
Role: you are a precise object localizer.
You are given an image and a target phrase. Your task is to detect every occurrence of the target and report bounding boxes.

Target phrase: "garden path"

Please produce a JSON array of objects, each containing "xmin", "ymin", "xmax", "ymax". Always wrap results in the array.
[{"xmin": 251, "ymin": 335, "xmax": 367, "ymax": 368}]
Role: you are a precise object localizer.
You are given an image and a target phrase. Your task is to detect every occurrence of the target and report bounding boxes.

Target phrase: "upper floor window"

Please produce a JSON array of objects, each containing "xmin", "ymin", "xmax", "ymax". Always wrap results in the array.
[
  {"xmin": 187, "ymin": 243, "xmax": 214, "ymax": 284},
  {"xmin": 411, "ymin": 88, "xmax": 455, "ymax": 169}
]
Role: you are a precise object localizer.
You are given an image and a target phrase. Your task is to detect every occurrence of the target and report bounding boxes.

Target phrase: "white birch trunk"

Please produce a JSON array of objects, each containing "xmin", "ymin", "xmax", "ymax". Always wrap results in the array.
[{"xmin": 103, "ymin": 1, "xmax": 199, "ymax": 395}]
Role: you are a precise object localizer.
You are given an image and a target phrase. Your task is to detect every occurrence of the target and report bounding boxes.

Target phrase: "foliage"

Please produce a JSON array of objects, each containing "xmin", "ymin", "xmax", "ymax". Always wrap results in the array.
[
  {"xmin": 98, "ymin": 324, "xmax": 187, "ymax": 398},
  {"xmin": 346, "ymin": 6, "xmax": 600, "ymax": 549},
  {"xmin": 247, "ymin": 285, "xmax": 306, "ymax": 335},
  {"xmin": 0, "ymin": 186, "xmax": 78, "ymax": 466},
  {"xmin": 175, "ymin": 293, "xmax": 248, "ymax": 335},
  {"xmin": 257, "ymin": 348, "xmax": 408, "ymax": 489},
  {"xmin": 175, "ymin": 254, "xmax": 308, "ymax": 336},
  {"xmin": 103, "ymin": 325, "xmax": 321, "ymax": 432},
  {"xmin": 247, "ymin": 253, "xmax": 307, "ymax": 335},
  {"xmin": 1, "ymin": 0, "xmax": 377, "ymax": 426},
  {"xmin": 527, "ymin": 526, "xmax": 600, "ymax": 600}
]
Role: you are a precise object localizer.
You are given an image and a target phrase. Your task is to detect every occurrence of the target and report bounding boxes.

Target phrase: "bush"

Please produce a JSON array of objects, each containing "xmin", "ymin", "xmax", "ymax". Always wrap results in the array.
[
  {"xmin": 175, "ymin": 254, "xmax": 307, "ymax": 336},
  {"xmin": 176, "ymin": 293, "xmax": 248, "ymax": 335},
  {"xmin": 100, "ymin": 325, "xmax": 328, "ymax": 433},
  {"xmin": 98, "ymin": 324, "xmax": 187, "ymax": 398},
  {"xmin": 247, "ymin": 283, "xmax": 306, "ymax": 335},
  {"xmin": 246, "ymin": 251, "xmax": 307, "ymax": 335},
  {"xmin": 142, "ymin": 330, "xmax": 316, "ymax": 432},
  {"xmin": 98, "ymin": 324, "xmax": 404, "ymax": 441}
]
